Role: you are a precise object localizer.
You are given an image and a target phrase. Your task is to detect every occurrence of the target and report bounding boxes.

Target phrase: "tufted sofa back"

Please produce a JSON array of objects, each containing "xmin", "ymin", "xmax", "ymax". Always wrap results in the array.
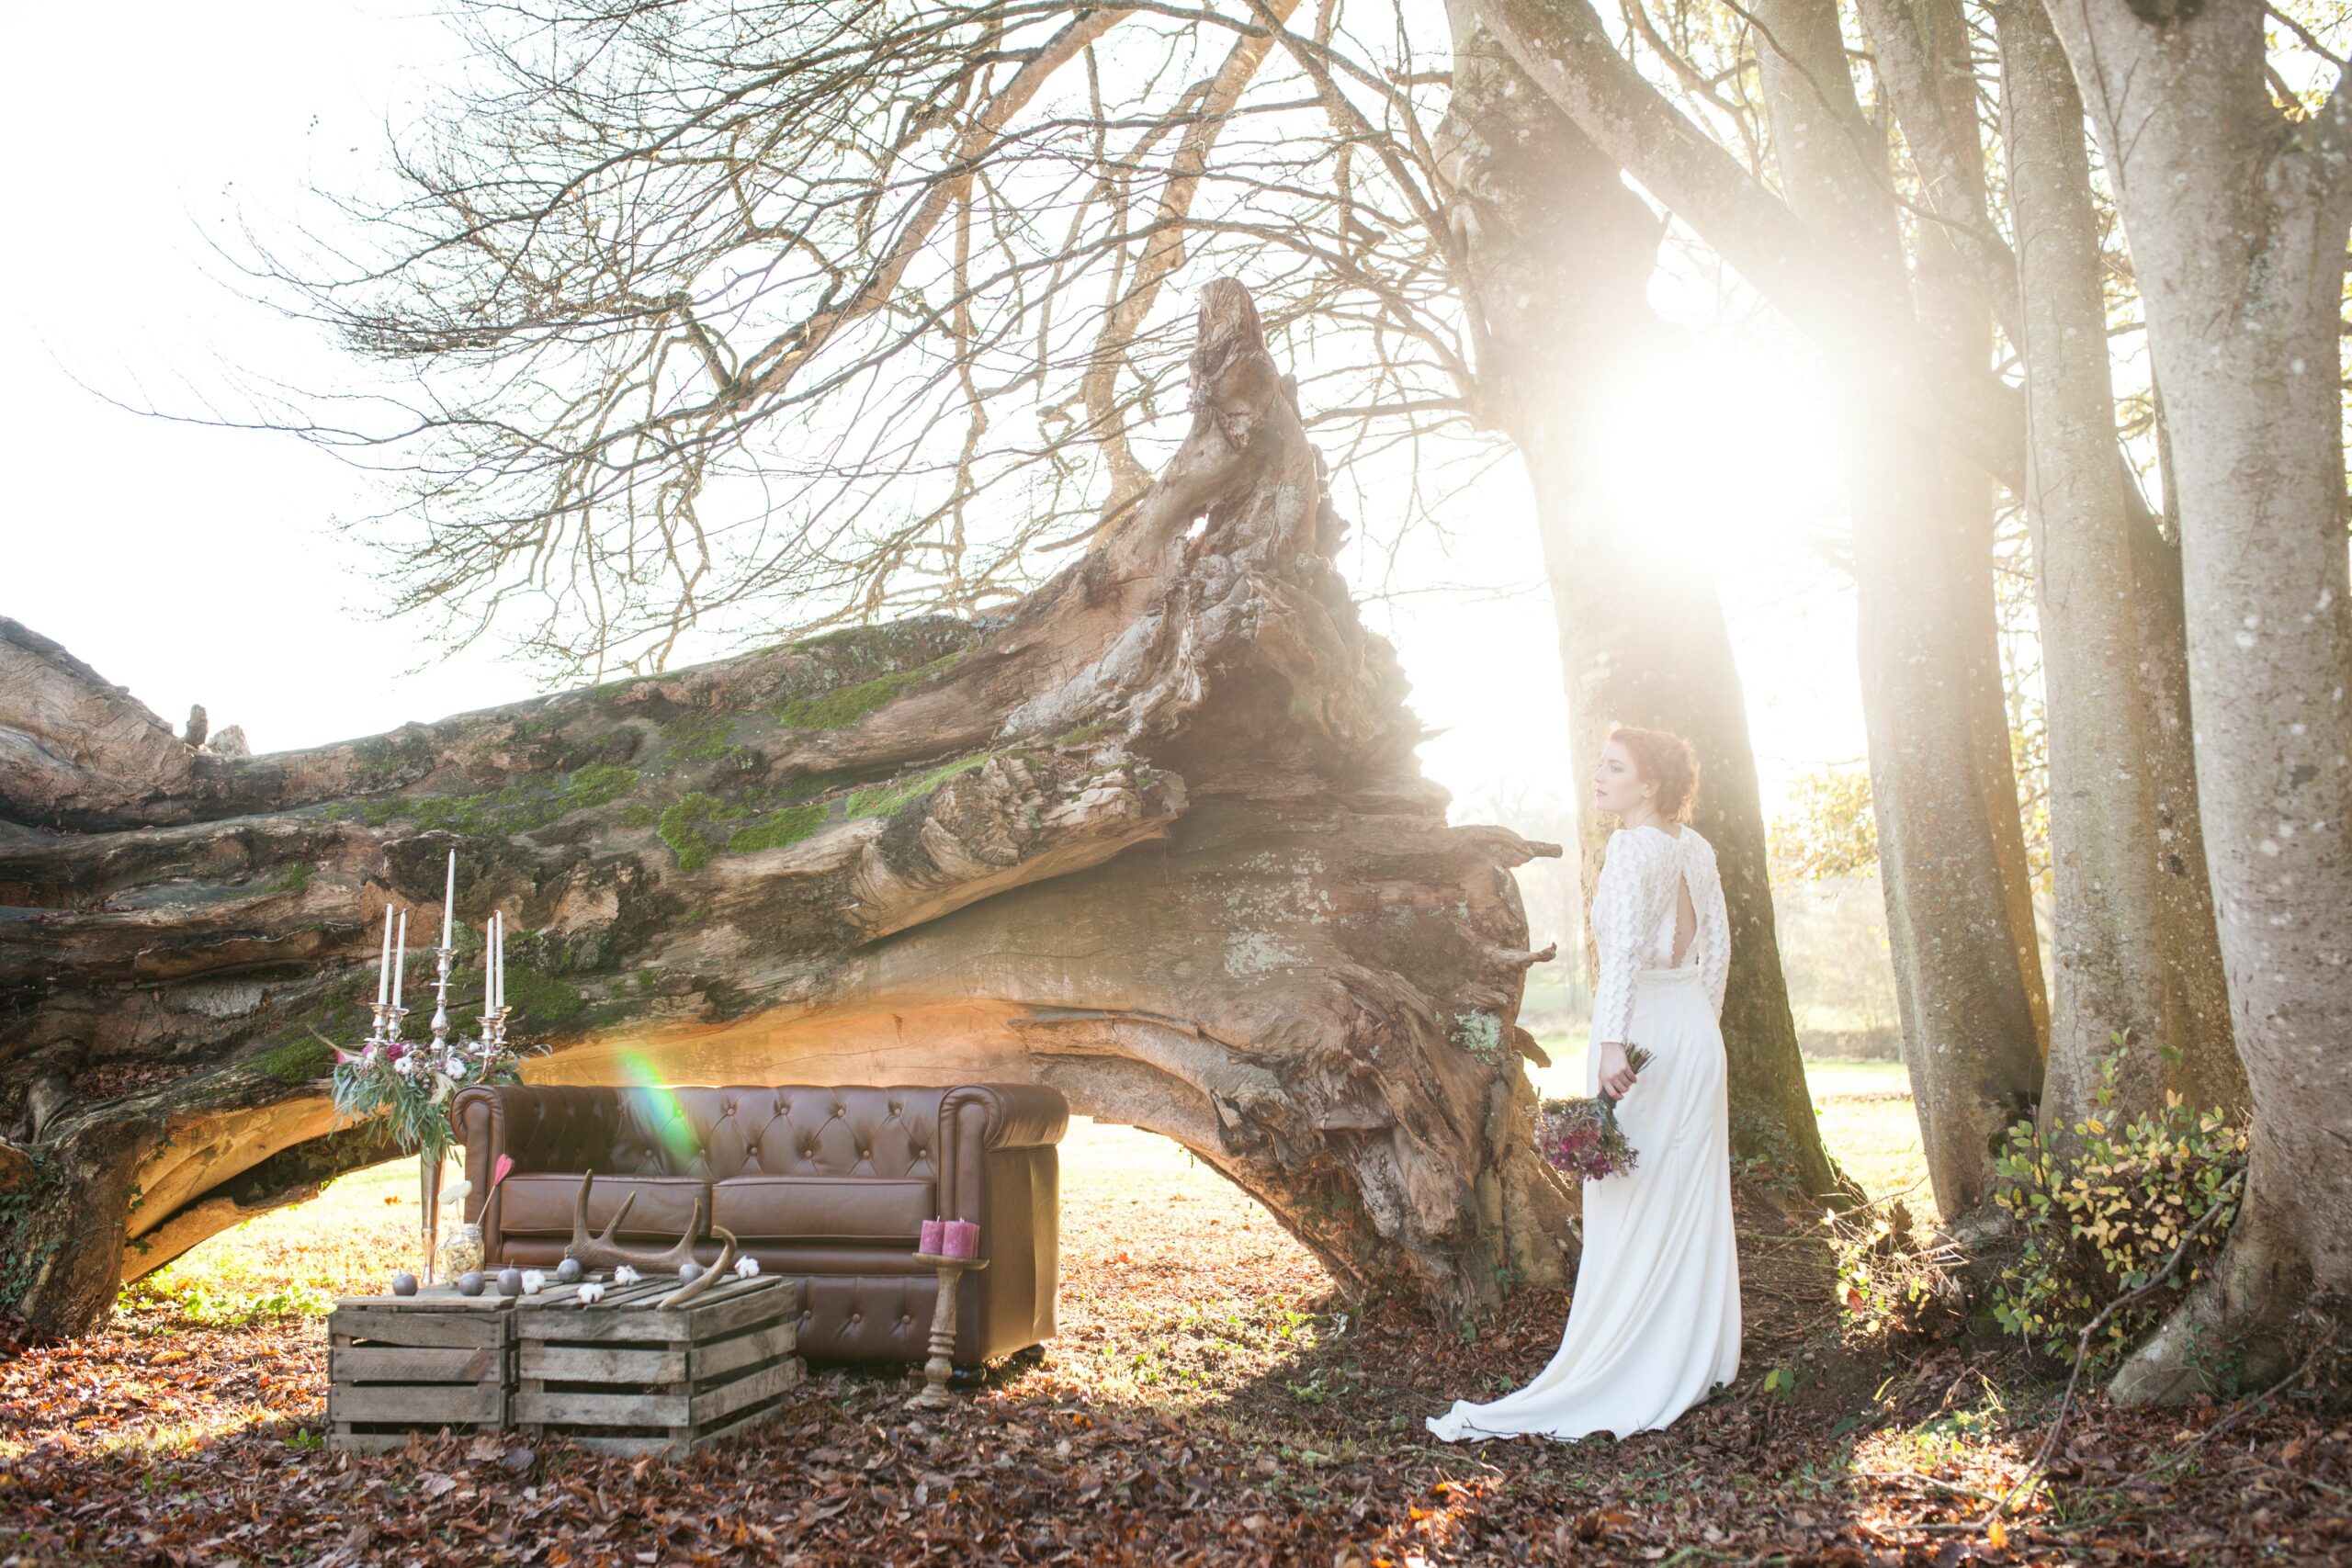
[{"xmin": 493, "ymin": 1084, "xmax": 947, "ymax": 1186}]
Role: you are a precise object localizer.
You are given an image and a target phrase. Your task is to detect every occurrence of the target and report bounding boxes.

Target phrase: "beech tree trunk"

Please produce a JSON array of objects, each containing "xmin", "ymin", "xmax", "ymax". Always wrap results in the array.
[
  {"xmin": 1995, "ymin": 0, "xmax": 2245, "ymax": 1133},
  {"xmin": 2040, "ymin": 0, "xmax": 2352, "ymax": 1398},
  {"xmin": 1439, "ymin": 2, "xmax": 1845, "ymax": 1202},
  {"xmin": 1751, "ymin": 0, "xmax": 2047, "ymax": 1221},
  {"xmin": 0, "ymin": 282, "xmax": 1571, "ymax": 1338}
]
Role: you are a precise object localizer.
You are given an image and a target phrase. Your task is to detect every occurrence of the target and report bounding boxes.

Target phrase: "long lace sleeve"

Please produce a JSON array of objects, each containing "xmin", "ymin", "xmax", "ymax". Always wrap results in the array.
[
  {"xmin": 1695, "ymin": 837, "xmax": 1731, "ymax": 1018},
  {"xmin": 1589, "ymin": 832, "xmax": 1646, "ymax": 1044}
]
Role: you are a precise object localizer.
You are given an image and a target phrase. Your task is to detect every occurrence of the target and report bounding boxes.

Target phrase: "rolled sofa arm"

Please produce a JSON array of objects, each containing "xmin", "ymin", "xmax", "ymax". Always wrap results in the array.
[
  {"xmin": 936, "ymin": 1084, "xmax": 1069, "ymax": 1222},
  {"xmin": 941, "ymin": 1084, "xmax": 1069, "ymax": 1152}
]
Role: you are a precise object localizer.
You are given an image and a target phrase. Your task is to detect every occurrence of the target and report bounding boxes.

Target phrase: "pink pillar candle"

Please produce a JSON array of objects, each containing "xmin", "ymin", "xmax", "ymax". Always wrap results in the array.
[
  {"xmin": 941, "ymin": 1220, "xmax": 979, "ymax": 1259},
  {"xmin": 919, "ymin": 1219, "xmax": 945, "ymax": 1256}
]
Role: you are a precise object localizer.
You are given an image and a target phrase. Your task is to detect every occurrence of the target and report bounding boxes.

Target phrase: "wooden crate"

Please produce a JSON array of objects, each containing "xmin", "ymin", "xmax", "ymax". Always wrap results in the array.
[
  {"xmin": 327, "ymin": 1289, "xmax": 516, "ymax": 1453},
  {"xmin": 514, "ymin": 1275, "xmax": 801, "ymax": 1456}
]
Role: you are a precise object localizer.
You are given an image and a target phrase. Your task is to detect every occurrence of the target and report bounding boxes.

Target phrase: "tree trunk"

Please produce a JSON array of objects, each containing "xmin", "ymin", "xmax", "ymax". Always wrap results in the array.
[
  {"xmin": 0, "ymin": 282, "xmax": 1570, "ymax": 1337},
  {"xmin": 1995, "ymin": 0, "xmax": 2245, "ymax": 1132},
  {"xmin": 1468, "ymin": 0, "xmax": 2030, "ymax": 491},
  {"xmin": 1440, "ymin": 1, "xmax": 1847, "ymax": 1202},
  {"xmin": 2040, "ymin": 0, "xmax": 2352, "ymax": 1398},
  {"xmin": 1749, "ymin": 0, "xmax": 2048, "ymax": 1221}
]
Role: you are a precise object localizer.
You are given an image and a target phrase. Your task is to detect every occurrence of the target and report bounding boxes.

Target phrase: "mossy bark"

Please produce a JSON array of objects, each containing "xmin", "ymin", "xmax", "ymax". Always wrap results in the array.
[{"xmin": 0, "ymin": 281, "xmax": 1568, "ymax": 1337}]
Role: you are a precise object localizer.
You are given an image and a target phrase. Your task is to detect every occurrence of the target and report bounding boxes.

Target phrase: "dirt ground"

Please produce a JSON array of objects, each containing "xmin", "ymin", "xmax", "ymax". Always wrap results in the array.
[{"xmin": 2, "ymin": 1111, "xmax": 2345, "ymax": 1566}]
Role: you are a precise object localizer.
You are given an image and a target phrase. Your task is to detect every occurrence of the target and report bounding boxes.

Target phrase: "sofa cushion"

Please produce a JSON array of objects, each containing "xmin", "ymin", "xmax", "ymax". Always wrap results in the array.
[
  {"xmin": 499, "ymin": 1173, "xmax": 710, "ymax": 1241},
  {"xmin": 713, "ymin": 1176, "xmax": 932, "ymax": 1244}
]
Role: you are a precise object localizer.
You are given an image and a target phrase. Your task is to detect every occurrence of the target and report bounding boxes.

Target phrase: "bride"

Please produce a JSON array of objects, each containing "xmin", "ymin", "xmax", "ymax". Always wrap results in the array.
[{"xmin": 1428, "ymin": 725, "xmax": 1742, "ymax": 1443}]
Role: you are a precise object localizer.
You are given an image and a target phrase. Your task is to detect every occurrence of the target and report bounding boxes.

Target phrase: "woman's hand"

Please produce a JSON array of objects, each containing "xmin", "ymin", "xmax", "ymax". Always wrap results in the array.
[{"xmin": 1598, "ymin": 1041, "xmax": 1639, "ymax": 1102}]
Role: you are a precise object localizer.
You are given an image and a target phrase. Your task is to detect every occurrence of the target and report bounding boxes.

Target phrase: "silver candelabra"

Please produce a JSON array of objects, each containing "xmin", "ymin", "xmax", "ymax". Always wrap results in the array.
[{"xmin": 355, "ymin": 849, "xmax": 513, "ymax": 1283}]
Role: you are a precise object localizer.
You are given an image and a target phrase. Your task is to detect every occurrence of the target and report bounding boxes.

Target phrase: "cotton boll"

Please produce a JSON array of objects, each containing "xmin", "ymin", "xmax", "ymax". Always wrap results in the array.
[
  {"xmin": 577, "ymin": 1281, "xmax": 606, "ymax": 1304},
  {"xmin": 733, "ymin": 1256, "xmax": 761, "ymax": 1279},
  {"xmin": 613, "ymin": 1265, "xmax": 641, "ymax": 1285},
  {"xmin": 521, "ymin": 1269, "xmax": 548, "ymax": 1295}
]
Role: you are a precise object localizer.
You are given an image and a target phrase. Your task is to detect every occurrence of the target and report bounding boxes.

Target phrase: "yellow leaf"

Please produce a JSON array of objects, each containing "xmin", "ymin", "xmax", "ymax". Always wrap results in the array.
[{"xmin": 1988, "ymin": 1517, "xmax": 2009, "ymax": 1549}]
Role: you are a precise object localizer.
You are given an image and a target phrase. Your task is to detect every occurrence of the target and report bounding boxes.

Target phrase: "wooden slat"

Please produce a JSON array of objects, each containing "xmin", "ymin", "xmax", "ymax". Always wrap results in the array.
[
  {"xmin": 523, "ymin": 1342, "xmax": 687, "ymax": 1384},
  {"xmin": 685, "ymin": 1370, "xmax": 800, "ymax": 1449},
  {"xmin": 627, "ymin": 1280, "xmax": 794, "ymax": 1342},
  {"xmin": 516, "ymin": 1386, "xmax": 690, "ymax": 1427},
  {"xmin": 331, "ymin": 1310, "xmax": 508, "ymax": 1350},
  {"xmin": 334, "ymin": 1287, "xmax": 515, "ymax": 1313},
  {"xmin": 331, "ymin": 1345, "xmax": 502, "ymax": 1384},
  {"xmin": 512, "ymin": 1279, "xmax": 679, "ymax": 1338},
  {"xmin": 329, "ymin": 1382, "xmax": 505, "ymax": 1426},
  {"xmin": 688, "ymin": 1321, "xmax": 797, "ymax": 1382},
  {"xmin": 687, "ymin": 1359, "xmax": 801, "ymax": 1425}
]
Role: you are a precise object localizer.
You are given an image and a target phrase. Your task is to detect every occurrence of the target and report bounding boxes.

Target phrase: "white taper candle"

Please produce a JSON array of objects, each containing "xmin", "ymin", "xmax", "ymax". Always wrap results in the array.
[
  {"xmin": 493, "ymin": 910, "xmax": 504, "ymax": 1011},
  {"xmin": 377, "ymin": 906, "xmax": 393, "ymax": 1006},
  {"xmin": 441, "ymin": 849, "xmax": 457, "ymax": 949},
  {"xmin": 392, "ymin": 911, "xmax": 408, "ymax": 1007}
]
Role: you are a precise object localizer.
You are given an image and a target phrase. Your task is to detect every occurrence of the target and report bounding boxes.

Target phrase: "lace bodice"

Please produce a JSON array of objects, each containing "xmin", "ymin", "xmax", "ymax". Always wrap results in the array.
[{"xmin": 1590, "ymin": 825, "xmax": 1730, "ymax": 1042}]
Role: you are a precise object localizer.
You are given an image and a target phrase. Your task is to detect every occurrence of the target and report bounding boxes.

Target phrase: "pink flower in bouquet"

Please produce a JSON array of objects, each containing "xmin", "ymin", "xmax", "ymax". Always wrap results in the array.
[{"xmin": 1534, "ymin": 1045, "xmax": 1655, "ymax": 1181}]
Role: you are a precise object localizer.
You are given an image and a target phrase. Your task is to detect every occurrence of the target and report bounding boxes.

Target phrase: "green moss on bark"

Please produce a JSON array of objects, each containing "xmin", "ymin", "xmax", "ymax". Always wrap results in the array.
[
  {"xmin": 349, "ymin": 766, "xmax": 640, "ymax": 837},
  {"xmin": 846, "ymin": 755, "xmax": 988, "ymax": 819},
  {"xmin": 725, "ymin": 803, "xmax": 831, "ymax": 853},
  {"xmin": 657, "ymin": 792, "xmax": 744, "ymax": 871}
]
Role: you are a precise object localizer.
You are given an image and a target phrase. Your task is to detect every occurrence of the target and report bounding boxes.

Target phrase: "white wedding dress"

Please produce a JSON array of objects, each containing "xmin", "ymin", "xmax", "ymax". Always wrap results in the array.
[{"xmin": 1428, "ymin": 823, "xmax": 1742, "ymax": 1442}]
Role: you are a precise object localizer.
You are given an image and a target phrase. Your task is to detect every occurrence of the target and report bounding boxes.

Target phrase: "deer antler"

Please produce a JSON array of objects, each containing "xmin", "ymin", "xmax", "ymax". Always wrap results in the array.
[
  {"xmin": 655, "ymin": 1225, "xmax": 739, "ymax": 1311},
  {"xmin": 565, "ymin": 1170, "xmax": 705, "ymax": 1274}
]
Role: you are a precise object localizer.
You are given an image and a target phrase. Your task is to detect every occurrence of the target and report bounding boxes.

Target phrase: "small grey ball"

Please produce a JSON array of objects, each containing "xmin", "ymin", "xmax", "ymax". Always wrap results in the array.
[
  {"xmin": 678, "ymin": 1261, "xmax": 704, "ymax": 1284},
  {"xmin": 496, "ymin": 1267, "xmax": 525, "ymax": 1297},
  {"xmin": 457, "ymin": 1271, "xmax": 486, "ymax": 1297},
  {"xmin": 555, "ymin": 1258, "xmax": 583, "ymax": 1284},
  {"xmin": 390, "ymin": 1271, "xmax": 419, "ymax": 1297}
]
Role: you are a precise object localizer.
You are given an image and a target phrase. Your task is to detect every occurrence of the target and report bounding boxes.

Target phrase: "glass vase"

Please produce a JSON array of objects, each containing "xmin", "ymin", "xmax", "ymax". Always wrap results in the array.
[{"xmin": 436, "ymin": 1221, "xmax": 485, "ymax": 1281}]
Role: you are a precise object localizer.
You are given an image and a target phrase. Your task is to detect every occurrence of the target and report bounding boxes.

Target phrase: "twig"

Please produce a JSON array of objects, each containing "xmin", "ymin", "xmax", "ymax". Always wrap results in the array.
[{"xmin": 1980, "ymin": 1172, "xmax": 2244, "ymax": 1526}]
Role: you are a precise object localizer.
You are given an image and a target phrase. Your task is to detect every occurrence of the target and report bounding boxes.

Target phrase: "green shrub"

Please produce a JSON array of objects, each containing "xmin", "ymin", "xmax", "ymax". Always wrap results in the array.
[{"xmin": 1990, "ymin": 1043, "xmax": 2247, "ymax": 1371}]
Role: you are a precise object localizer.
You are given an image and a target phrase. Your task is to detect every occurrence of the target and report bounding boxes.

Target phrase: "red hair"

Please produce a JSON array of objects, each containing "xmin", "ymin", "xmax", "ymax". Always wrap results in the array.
[{"xmin": 1607, "ymin": 726, "xmax": 1701, "ymax": 824}]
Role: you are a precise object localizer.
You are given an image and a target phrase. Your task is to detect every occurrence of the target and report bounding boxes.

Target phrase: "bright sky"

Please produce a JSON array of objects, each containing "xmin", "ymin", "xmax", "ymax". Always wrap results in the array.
[{"xmin": 3, "ymin": 2, "xmax": 1870, "ymax": 833}]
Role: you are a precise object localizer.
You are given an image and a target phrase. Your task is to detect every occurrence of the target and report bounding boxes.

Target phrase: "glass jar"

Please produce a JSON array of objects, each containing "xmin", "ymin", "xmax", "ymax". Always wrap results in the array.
[{"xmin": 436, "ymin": 1221, "xmax": 485, "ymax": 1280}]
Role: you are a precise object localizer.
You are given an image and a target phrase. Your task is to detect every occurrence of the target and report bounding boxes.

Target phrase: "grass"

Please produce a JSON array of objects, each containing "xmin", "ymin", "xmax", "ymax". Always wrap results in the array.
[{"xmin": 122, "ymin": 1159, "xmax": 428, "ymax": 1327}]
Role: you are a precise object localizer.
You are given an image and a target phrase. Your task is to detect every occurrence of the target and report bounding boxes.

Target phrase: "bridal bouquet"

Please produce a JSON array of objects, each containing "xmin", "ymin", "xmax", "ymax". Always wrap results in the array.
[{"xmin": 1534, "ymin": 1045, "xmax": 1654, "ymax": 1181}]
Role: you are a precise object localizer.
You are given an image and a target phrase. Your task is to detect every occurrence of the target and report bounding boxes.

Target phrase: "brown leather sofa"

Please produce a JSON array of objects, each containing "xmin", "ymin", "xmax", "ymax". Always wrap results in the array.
[{"xmin": 451, "ymin": 1082, "xmax": 1065, "ymax": 1368}]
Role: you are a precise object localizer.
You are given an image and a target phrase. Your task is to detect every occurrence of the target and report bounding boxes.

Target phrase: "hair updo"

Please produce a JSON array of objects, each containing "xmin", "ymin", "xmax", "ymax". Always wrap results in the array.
[{"xmin": 1607, "ymin": 726, "xmax": 1702, "ymax": 824}]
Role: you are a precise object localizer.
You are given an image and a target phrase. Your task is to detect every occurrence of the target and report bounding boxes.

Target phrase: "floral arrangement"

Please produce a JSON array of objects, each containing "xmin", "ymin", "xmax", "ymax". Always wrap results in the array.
[
  {"xmin": 332, "ymin": 1027, "xmax": 529, "ymax": 1160},
  {"xmin": 1534, "ymin": 1044, "xmax": 1654, "ymax": 1181},
  {"xmin": 331, "ymin": 870, "xmax": 534, "ymax": 1160}
]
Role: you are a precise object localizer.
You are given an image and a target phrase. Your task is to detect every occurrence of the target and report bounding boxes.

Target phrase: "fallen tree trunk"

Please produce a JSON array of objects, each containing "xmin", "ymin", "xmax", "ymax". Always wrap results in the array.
[{"xmin": 0, "ymin": 280, "xmax": 1570, "ymax": 1337}]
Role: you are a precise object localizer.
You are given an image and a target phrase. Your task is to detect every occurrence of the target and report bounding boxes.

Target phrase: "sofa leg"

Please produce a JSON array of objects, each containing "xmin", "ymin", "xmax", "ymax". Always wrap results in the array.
[
  {"xmin": 947, "ymin": 1363, "xmax": 987, "ymax": 1392},
  {"xmin": 1008, "ymin": 1343, "xmax": 1048, "ymax": 1369}
]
